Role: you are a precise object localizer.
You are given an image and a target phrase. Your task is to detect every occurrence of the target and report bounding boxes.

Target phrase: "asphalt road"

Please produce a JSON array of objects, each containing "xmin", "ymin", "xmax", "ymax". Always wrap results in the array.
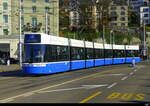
[{"xmin": 0, "ymin": 62, "xmax": 150, "ymax": 103}]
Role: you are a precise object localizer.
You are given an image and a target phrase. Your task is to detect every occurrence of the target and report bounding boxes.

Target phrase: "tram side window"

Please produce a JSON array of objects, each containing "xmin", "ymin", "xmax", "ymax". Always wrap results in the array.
[
  {"xmin": 57, "ymin": 46, "xmax": 69, "ymax": 61},
  {"xmin": 105, "ymin": 49, "xmax": 113, "ymax": 58},
  {"xmin": 126, "ymin": 50, "xmax": 136, "ymax": 57},
  {"xmin": 134, "ymin": 50, "xmax": 139, "ymax": 57},
  {"xmin": 113, "ymin": 50, "xmax": 125, "ymax": 58},
  {"xmin": 113, "ymin": 50, "xmax": 118, "ymax": 58},
  {"xmin": 126, "ymin": 50, "xmax": 131, "ymax": 57},
  {"xmin": 129, "ymin": 50, "xmax": 139, "ymax": 57},
  {"xmin": 95, "ymin": 49, "xmax": 104, "ymax": 59},
  {"xmin": 44, "ymin": 45, "xmax": 57, "ymax": 62},
  {"xmin": 121, "ymin": 50, "xmax": 125, "ymax": 57},
  {"xmin": 71, "ymin": 47, "xmax": 85, "ymax": 60},
  {"xmin": 86, "ymin": 48, "xmax": 93, "ymax": 59},
  {"xmin": 44, "ymin": 45, "xmax": 69, "ymax": 62}
]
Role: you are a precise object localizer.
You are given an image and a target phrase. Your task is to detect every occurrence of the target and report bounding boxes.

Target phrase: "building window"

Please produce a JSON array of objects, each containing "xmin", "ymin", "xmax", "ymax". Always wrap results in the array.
[
  {"xmin": 144, "ymin": 14, "xmax": 149, "ymax": 17},
  {"xmin": 120, "ymin": 17, "xmax": 126, "ymax": 21},
  {"xmin": 143, "ymin": 8, "xmax": 149, "ymax": 12},
  {"xmin": 121, "ymin": 6, "xmax": 125, "ymax": 10},
  {"xmin": 144, "ymin": 19, "xmax": 149, "ymax": 24},
  {"xmin": 32, "ymin": 17, "xmax": 37, "ymax": 26},
  {"xmin": 121, "ymin": 23, "xmax": 125, "ymax": 26},
  {"xmin": 111, "ymin": 17, "xmax": 117, "ymax": 21},
  {"xmin": 21, "ymin": 6, "xmax": 24, "ymax": 12},
  {"xmin": 111, "ymin": 12, "xmax": 117, "ymax": 16},
  {"xmin": 111, "ymin": 23, "xmax": 117, "ymax": 26},
  {"xmin": 121, "ymin": 11, "xmax": 125, "ymax": 15},
  {"xmin": 21, "ymin": 17, "xmax": 24, "ymax": 25},
  {"xmin": 32, "ymin": 6, "xmax": 37, "ymax": 13},
  {"xmin": 3, "ymin": 2, "xmax": 8, "ymax": 10},
  {"xmin": 45, "ymin": 0, "xmax": 49, "ymax": 2},
  {"xmin": 32, "ymin": 0, "xmax": 36, "ymax": 3},
  {"xmin": 111, "ymin": 6, "xmax": 116, "ymax": 10},
  {"xmin": 45, "ymin": 7, "xmax": 50, "ymax": 12},
  {"xmin": 3, "ymin": 15, "xmax": 8, "ymax": 23},
  {"xmin": 3, "ymin": 29, "xmax": 9, "ymax": 35}
]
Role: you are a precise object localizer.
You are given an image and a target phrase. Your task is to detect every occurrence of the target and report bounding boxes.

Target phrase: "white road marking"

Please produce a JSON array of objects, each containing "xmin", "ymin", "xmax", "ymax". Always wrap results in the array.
[
  {"xmin": 22, "ymin": 93, "xmax": 34, "ymax": 97},
  {"xmin": 0, "ymin": 99, "xmax": 14, "ymax": 103},
  {"xmin": 134, "ymin": 70, "xmax": 137, "ymax": 72},
  {"xmin": 38, "ymin": 84, "xmax": 108, "ymax": 94},
  {"xmin": 129, "ymin": 72, "xmax": 134, "ymax": 75},
  {"xmin": 0, "ymin": 71, "xmax": 110, "ymax": 103},
  {"xmin": 121, "ymin": 76, "xmax": 128, "ymax": 81},
  {"xmin": 107, "ymin": 73, "xmax": 125, "ymax": 76},
  {"xmin": 107, "ymin": 83, "xmax": 117, "ymax": 89},
  {"xmin": 0, "ymin": 71, "xmax": 126, "ymax": 103}
]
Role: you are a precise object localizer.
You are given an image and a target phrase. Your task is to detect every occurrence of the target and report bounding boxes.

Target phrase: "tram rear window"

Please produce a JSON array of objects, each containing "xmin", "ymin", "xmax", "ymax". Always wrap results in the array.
[{"xmin": 24, "ymin": 34, "xmax": 41, "ymax": 43}]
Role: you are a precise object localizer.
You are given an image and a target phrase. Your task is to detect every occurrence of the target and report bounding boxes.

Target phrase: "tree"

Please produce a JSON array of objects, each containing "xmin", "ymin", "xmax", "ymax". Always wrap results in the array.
[
  {"xmin": 96, "ymin": 0, "xmax": 112, "ymax": 32},
  {"xmin": 59, "ymin": 0, "xmax": 70, "ymax": 36},
  {"xmin": 128, "ymin": 11, "xmax": 139, "ymax": 27},
  {"xmin": 22, "ymin": 23, "xmax": 42, "ymax": 33}
]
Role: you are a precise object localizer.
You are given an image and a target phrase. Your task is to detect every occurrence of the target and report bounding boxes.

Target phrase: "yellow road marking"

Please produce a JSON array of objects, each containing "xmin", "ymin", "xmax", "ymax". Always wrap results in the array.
[
  {"xmin": 107, "ymin": 92, "xmax": 121, "ymax": 99},
  {"xmin": 80, "ymin": 92, "xmax": 102, "ymax": 103},
  {"xmin": 107, "ymin": 92, "xmax": 145, "ymax": 101},
  {"xmin": 134, "ymin": 94, "xmax": 145, "ymax": 101},
  {"xmin": 120, "ymin": 93, "xmax": 134, "ymax": 100}
]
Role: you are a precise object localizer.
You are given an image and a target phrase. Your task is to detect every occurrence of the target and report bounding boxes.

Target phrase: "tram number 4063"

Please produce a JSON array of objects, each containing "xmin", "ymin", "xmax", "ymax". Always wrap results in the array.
[{"xmin": 107, "ymin": 92, "xmax": 145, "ymax": 101}]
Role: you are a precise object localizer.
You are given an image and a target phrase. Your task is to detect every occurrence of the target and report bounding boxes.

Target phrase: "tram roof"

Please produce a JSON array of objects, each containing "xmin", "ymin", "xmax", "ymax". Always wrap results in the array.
[{"xmin": 24, "ymin": 33, "xmax": 139, "ymax": 50}]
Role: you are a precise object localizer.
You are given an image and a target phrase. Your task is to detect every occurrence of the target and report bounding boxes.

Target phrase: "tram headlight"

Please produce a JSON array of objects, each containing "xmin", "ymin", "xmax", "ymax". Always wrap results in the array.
[
  {"xmin": 33, "ymin": 64, "xmax": 46, "ymax": 67},
  {"xmin": 23, "ymin": 63, "xmax": 46, "ymax": 67}
]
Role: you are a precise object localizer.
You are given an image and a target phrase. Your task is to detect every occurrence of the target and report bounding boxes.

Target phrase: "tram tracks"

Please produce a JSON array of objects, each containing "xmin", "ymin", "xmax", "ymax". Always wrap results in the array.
[{"xmin": 0, "ymin": 64, "xmax": 142, "ymax": 100}]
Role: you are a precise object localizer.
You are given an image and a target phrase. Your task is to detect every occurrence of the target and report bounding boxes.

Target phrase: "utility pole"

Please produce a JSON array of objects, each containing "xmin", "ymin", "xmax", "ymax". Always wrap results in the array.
[
  {"xmin": 143, "ymin": 19, "xmax": 146, "ymax": 57},
  {"xmin": 142, "ymin": 12, "xmax": 146, "ymax": 57},
  {"xmin": 103, "ymin": 25, "xmax": 105, "ymax": 44},
  {"xmin": 19, "ymin": 0, "xmax": 22, "ymax": 68},
  {"xmin": 45, "ymin": 11, "xmax": 48, "ymax": 34},
  {"xmin": 110, "ymin": 30, "xmax": 113, "ymax": 44}
]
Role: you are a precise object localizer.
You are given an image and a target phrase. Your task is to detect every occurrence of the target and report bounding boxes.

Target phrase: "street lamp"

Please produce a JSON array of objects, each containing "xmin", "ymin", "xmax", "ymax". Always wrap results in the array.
[
  {"xmin": 110, "ymin": 30, "xmax": 115, "ymax": 44},
  {"xmin": 142, "ymin": 13, "xmax": 146, "ymax": 57},
  {"xmin": 103, "ymin": 25, "xmax": 105, "ymax": 44},
  {"xmin": 19, "ymin": 0, "xmax": 22, "ymax": 68},
  {"xmin": 110, "ymin": 30, "xmax": 113, "ymax": 44},
  {"xmin": 45, "ymin": 11, "xmax": 48, "ymax": 34}
]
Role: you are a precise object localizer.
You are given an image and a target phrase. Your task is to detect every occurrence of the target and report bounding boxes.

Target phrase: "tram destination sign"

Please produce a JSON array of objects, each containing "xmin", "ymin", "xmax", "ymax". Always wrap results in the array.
[{"xmin": 24, "ymin": 34, "xmax": 41, "ymax": 43}]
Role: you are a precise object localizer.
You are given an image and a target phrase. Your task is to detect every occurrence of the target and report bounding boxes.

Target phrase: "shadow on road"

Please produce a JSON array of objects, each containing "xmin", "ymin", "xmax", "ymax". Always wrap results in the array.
[
  {"xmin": 0, "ymin": 70, "xmax": 49, "ymax": 77},
  {"xmin": 121, "ymin": 100, "xmax": 150, "ymax": 104}
]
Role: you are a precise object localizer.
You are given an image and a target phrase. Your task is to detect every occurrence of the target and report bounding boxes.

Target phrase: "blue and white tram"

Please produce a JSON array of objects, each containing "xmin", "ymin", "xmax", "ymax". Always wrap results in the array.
[{"xmin": 23, "ymin": 33, "xmax": 141, "ymax": 74}]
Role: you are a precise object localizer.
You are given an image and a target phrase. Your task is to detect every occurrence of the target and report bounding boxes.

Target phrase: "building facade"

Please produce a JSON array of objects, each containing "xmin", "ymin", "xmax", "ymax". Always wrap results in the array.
[
  {"xmin": 109, "ymin": 4, "xmax": 129, "ymax": 27},
  {"xmin": 129, "ymin": 0, "xmax": 150, "ymax": 12},
  {"xmin": 0, "ymin": 0, "xmax": 12, "ymax": 36},
  {"xmin": 0, "ymin": 0, "xmax": 59, "ymax": 59},
  {"xmin": 11, "ymin": 0, "xmax": 59, "ymax": 36},
  {"xmin": 130, "ymin": 0, "xmax": 145, "ymax": 12},
  {"xmin": 140, "ymin": 6, "xmax": 150, "ymax": 26}
]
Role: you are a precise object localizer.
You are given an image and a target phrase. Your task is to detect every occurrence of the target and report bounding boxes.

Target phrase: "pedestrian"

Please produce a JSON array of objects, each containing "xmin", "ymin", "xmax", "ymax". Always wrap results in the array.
[
  {"xmin": 132, "ymin": 58, "xmax": 136, "ymax": 67},
  {"xmin": 7, "ymin": 59, "xmax": 10, "ymax": 66}
]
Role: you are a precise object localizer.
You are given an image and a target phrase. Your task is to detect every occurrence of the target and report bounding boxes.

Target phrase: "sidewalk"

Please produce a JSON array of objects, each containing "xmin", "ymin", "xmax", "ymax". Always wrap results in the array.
[{"xmin": 0, "ymin": 64, "xmax": 21, "ymax": 72}]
